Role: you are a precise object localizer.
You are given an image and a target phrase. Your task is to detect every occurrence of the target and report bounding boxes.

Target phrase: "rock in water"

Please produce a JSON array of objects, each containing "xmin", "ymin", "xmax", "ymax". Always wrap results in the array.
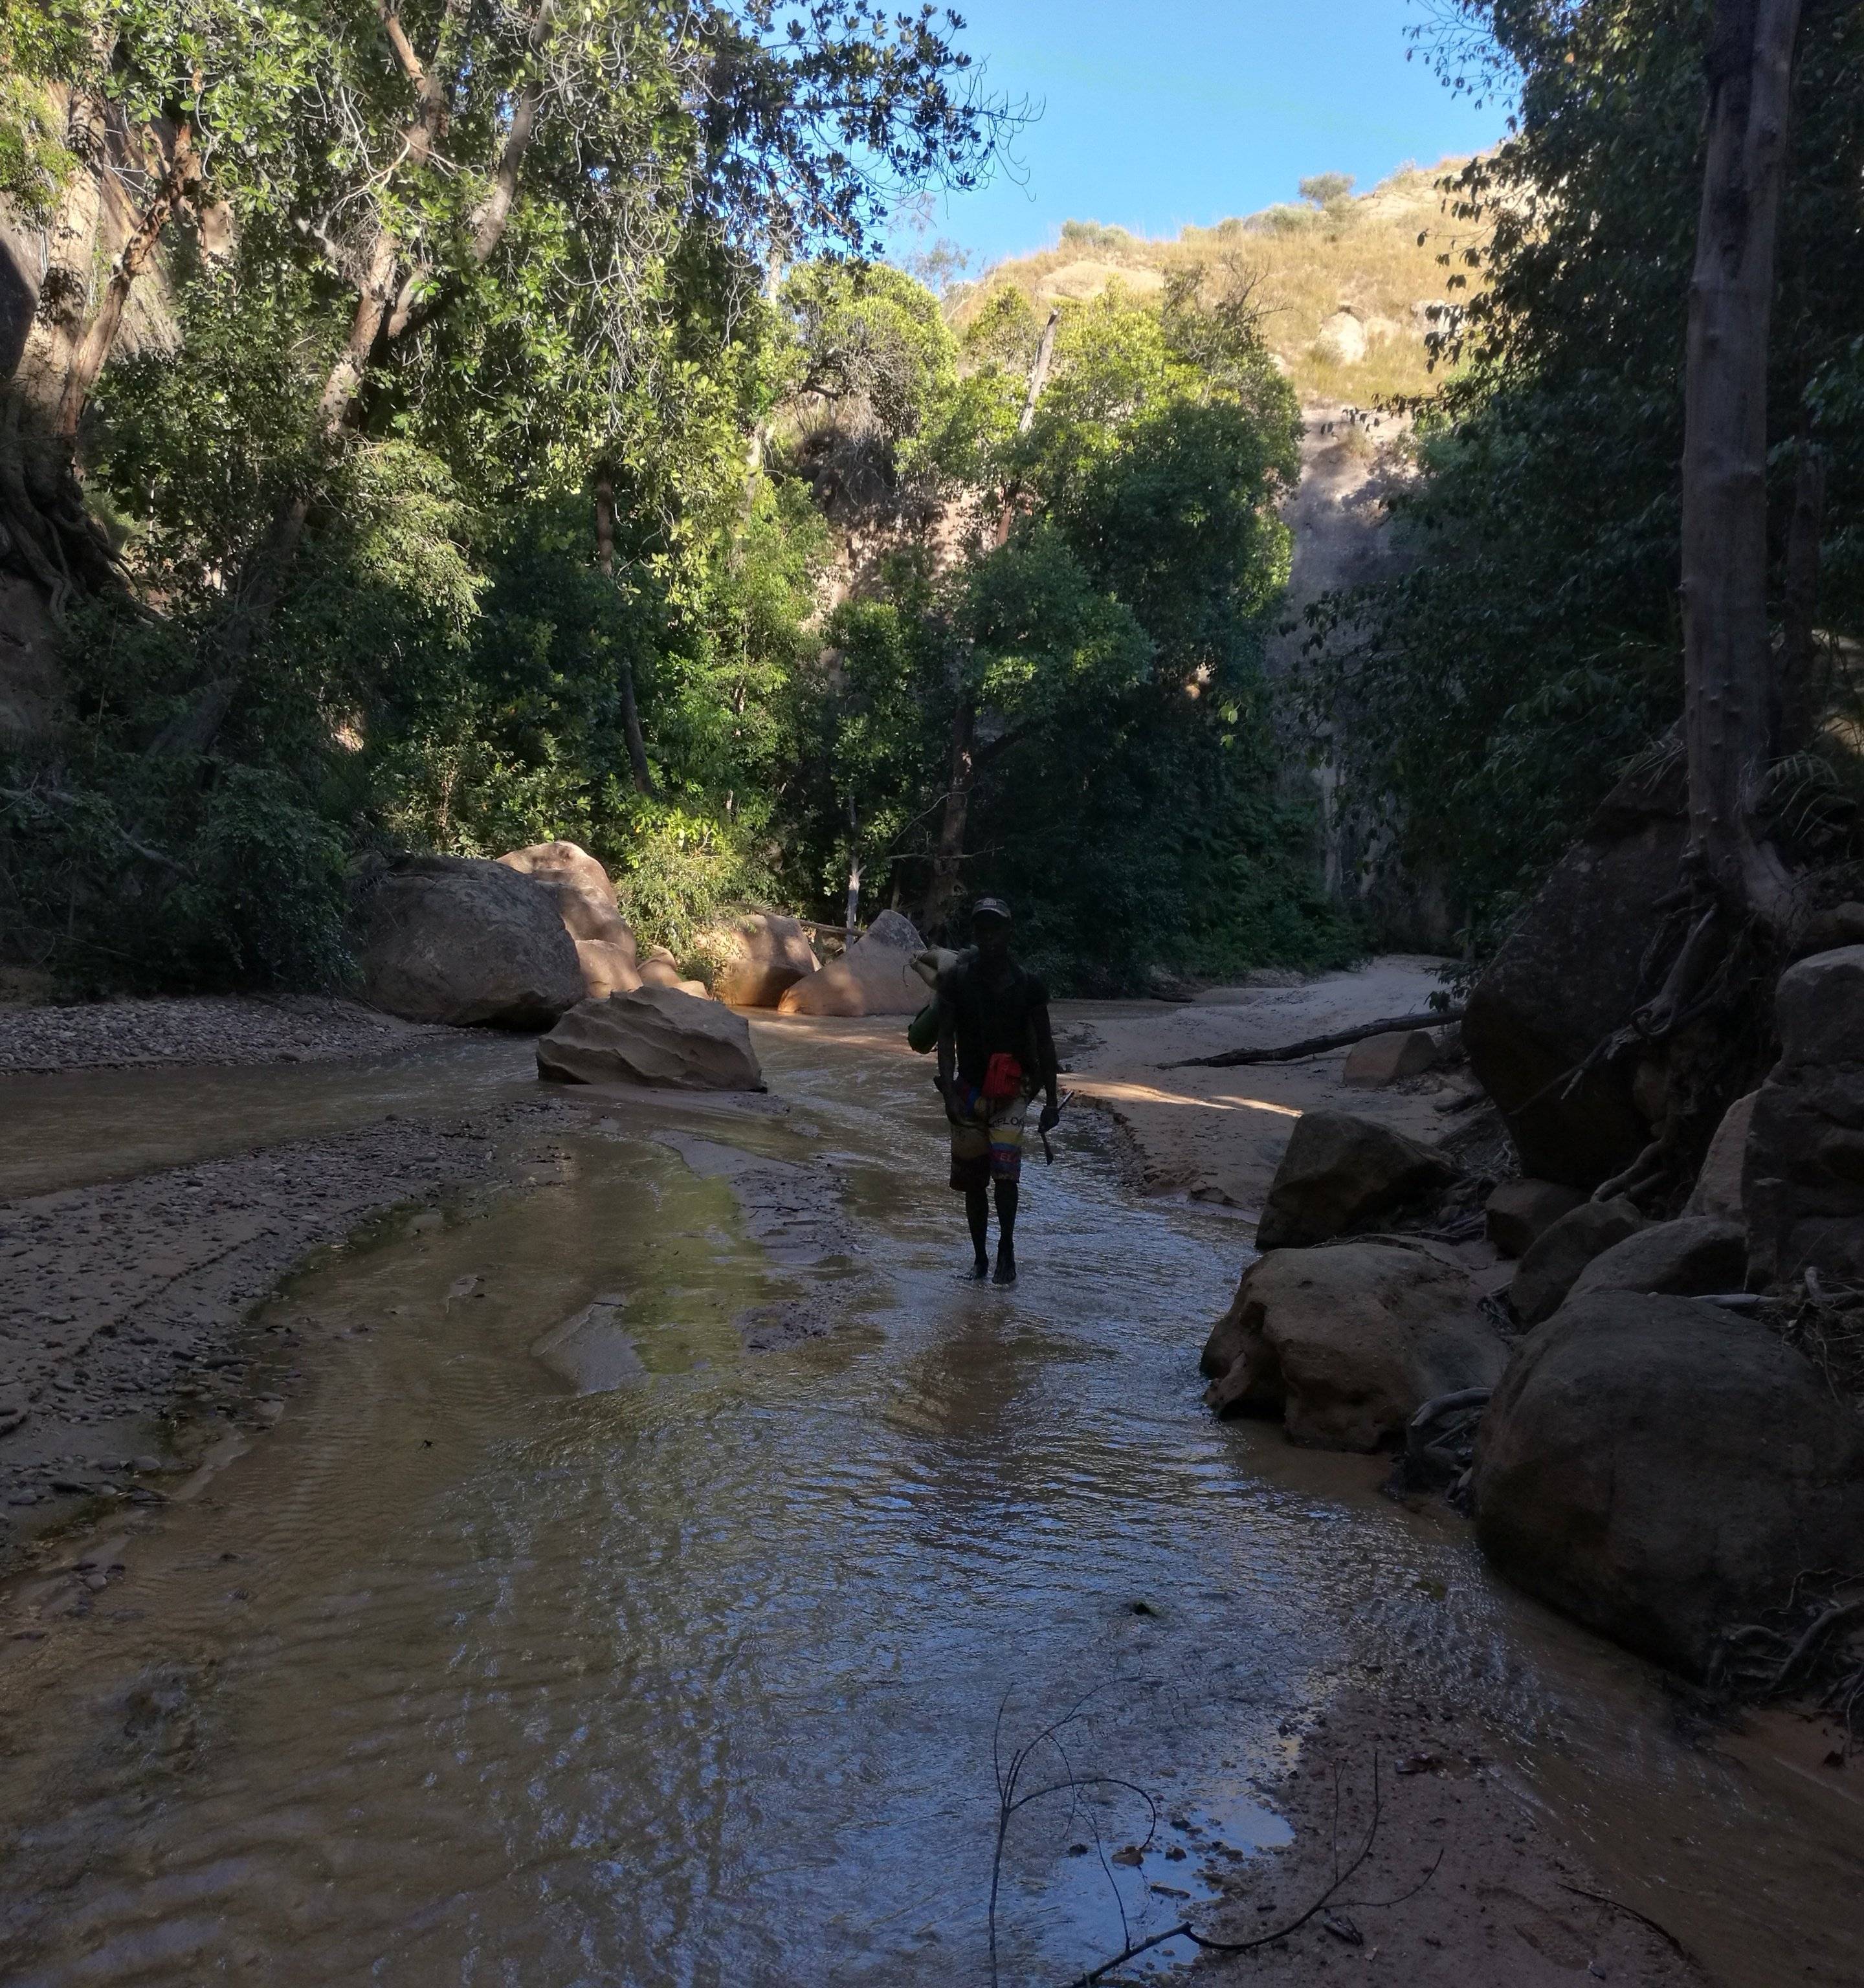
[
  {"xmin": 777, "ymin": 909, "xmax": 926, "ymax": 1017},
  {"xmin": 1483, "ymin": 1179, "xmax": 1585, "ymax": 1259},
  {"xmin": 1341, "ymin": 1029, "xmax": 1438, "ymax": 1088},
  {"xmin": 1507, "ymin": 1195, "xmax": 1645, "ymax": 1326},
  {"xmin": 1463, "ymin": 755, "xmax": 1686, "ymax": 1187},
  {"xmin": 1685, "ymin": 1090, "xmax": 1758, "ymax": 1222},
  {"xmin": 702, "ymin": 913, "xmax": 819, "ymax": 1008},
  {"xmin": 536, "ymin": 988, "xmax": 764, "ymax": 1090},
  {"xmin": 1746, "ymin": 945, "xmax": 1864, "ymax": 1286},
  {"xmin": 1568, "ymin": 1215, "xmax": 1748, "ymax": 1302},
  {"xmin": 358, "ymin": 856, "xmax": 584, "ymax": 1028},
  {"xmin": 1254, "ymin": 1112, "xmax": 1457, "ymax": 1251},
  {"xmin": 1201, "ymin": 1242, "xmax": 1506, "ymax": 1452},
  {"xmin": 1473, "ymin": 1291, "xmax": 1864, "ymax": 1676}
]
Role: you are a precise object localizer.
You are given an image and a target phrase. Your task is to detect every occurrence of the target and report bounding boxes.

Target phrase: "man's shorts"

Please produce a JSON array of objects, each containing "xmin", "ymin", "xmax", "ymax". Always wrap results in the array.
[{"xmin": 948, "ymin": 1083, "xmax": 1030, "ymax": 1191}]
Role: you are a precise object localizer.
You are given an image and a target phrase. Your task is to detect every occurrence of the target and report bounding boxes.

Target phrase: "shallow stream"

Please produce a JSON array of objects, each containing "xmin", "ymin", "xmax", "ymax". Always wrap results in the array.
[{"xmin": 1, "ymin": 1023, "xmax": 1858, "ymax": 1985}]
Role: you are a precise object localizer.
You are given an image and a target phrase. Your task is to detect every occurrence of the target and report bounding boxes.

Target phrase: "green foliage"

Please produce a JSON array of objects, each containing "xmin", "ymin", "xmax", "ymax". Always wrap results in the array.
[
  {"xmin": 4, "ymin": 0, "xmax": 1353, "ymax": 996},
  {"xmin": 1298, "ymin": 172, "xmax": 1354, "ymax": 214},
  {"xmin": 1306, "ymin": 0, "xmax": 1864, "ymax": 941}
]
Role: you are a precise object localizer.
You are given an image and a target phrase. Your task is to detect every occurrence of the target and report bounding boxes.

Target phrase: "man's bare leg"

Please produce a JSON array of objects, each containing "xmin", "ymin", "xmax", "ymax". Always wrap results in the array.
[
  {"xmin": 992, "ymin": 1179, "xmax": 1019, "ymax": 1285},
  {"xmin": 965, "ymin": 1185, "xmax": 990, "ymax": 1277}
]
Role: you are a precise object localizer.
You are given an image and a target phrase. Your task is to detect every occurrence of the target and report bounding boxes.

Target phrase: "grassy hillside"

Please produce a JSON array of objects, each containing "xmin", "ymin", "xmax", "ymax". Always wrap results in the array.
[{"xmin": 948, "ymin": 161, "xmax": 1489, "ymax": 404}]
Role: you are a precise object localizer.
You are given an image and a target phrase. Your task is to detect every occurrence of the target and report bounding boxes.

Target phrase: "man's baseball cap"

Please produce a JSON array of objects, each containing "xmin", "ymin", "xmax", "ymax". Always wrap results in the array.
[{"xmin": 971, "ymin": 896, "xmax": 1013, "ymax": 923}]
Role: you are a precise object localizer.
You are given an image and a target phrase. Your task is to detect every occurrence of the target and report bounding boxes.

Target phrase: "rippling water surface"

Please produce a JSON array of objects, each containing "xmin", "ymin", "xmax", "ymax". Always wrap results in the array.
[{"xmin": 1, "ymin": 1024, "xmax": 1857, "ymax": 1985}]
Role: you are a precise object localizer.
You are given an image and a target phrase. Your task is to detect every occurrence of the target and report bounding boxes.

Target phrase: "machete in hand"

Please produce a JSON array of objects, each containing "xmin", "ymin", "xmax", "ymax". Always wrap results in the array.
[{"xmin": 1040, "ymin": 1090, "xmax": 1074, "ymax": 1164}]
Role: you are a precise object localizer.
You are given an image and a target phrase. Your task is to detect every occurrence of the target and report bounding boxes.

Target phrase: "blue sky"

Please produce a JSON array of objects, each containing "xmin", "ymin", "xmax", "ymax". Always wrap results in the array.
[{"xmin": 891, "ymin": 0, "xmax": 1513, "ymax": 269}]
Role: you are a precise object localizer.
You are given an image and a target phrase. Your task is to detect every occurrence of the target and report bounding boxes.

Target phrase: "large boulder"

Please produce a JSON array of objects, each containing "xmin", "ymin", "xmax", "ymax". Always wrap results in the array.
[
  {"xmin": 358, "ymin": 856, "xmax": 584, "ymax": 1028},
  {"xmin": 1508, "ymin": 1195, "xmax": 1646, "ymax": 1326},
  {"xmin": 1201, "ymin": 1242, "xmax": 1507, "ymax": 1452},
  {"xmin": 496, "ymin": 840, "xmax": 639, "ymax": 990},
  {"xmin": 1341, "ymin": 1029, "xmax": 1437, "ymax": 1088},
  {"xmin": 1253, "ymin": 1112, "xmax": 1457, "ymax": 1252},
  {"xmin": 1463, "ymin": 756, "xmax": 1686, "ymax": 1187},
  {"xmin": 536, "ymin": 988, "xmax": 764, "ymax": 1090},
  {"xmin": 1746, "ymin": 945, "xmax": 1864, "ymax": 1287},
  {"xmin": 1568, "ymin": 1215, "xmax": 1747, "ymax": 1303},
  {"xmin": 1473, "ymin": 1292, "xmax": 1864, "ymax": 1675},
  {"xmin": 702, "ymin": 912, "xmax": 820, "ymax": 1008},
  {"xmin": 777, "ymin": 909, "xmax": 926, "ymax": 1017},
  {"xmin": 496, "ymin": 838, "xmax": 616, "ymax": 904},
  {"xmin": 1685, "ymin": 1090, "xmax": 1759, "ymax": 1222},
  {"xmin": 575, "ymin": 940, "xmax": 642, "ymax": 999},
  {"xmin": 1484, "ymin": 1178, "xmax": 1585, "ymax": 1260}
]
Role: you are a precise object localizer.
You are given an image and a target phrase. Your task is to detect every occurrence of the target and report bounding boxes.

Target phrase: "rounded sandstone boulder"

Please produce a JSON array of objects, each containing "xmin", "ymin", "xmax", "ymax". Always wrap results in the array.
[
  {"xmin": 1473, "ymin": 1291, "xmax": 1864, "ymax": 1676},
  {"xmin": 777, "ymin": 909, "xmax": 926, "ymax": 1018},
  {"xmin": 1201, "ymin": 1241, "xmax": 1507, "ymax": 1452},
  {"xmin": 700, "ymin": 912, "xmax": 820, "ymax": 1008},
  {"xmin": 358, "ymin": 856, "xmax": 584, "ymax": 1028},
  {"xmin": 1253, "ymin": 1112, "xmax": 1458, "ymax": 1252},
  {"xmin": 536, "ymin": 988, "xmax": 764, "ymax": 1091},
  {"xmin": 497, "ymin": 840, "xmax": 638, "ymax": 960}
]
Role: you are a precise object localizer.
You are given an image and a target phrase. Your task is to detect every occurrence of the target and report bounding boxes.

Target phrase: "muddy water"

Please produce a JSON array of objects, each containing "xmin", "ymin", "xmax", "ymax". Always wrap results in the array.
[{"xmin": 1, "ymin": 1024, "xmax": 1859, "ymax": 1985}]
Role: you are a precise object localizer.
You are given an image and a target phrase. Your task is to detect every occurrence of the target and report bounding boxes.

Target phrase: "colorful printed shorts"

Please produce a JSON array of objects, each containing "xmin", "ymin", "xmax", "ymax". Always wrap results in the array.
[{"xmin": 948, "ymin": 1083, "xmax": 1030, "ymax": 1191}]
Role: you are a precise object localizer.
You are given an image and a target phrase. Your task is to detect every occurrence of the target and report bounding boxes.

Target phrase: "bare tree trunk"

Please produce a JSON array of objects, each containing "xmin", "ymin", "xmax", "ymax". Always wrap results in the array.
[
  {"xmin": 1779, "ymin": 436, "xmax": 1826, "ymax": 753},
  {"xmin": 0, "ymin": 102, "xmax": 186, "ymax": 610},
  {"xmin": 595, "ymin": 469, "xmax": 655, "ymax": 797},
  {"xmin": 844, "ymin": 799, "xmax": 862, "ymax": 930},
  {"xmin": 231, "ymin": 0, "xmax": 553, "ymax": 634},
  {"xmin": 923, "ymin": 313, "xmax": 1060, "ymax": 928},
  {"xmin": 923, "ymin": 689, "xmax": 975, "ymax": 933},
  {"xmin": 992, "ymin": 307, "xmax": 1058, "ymax": 548},
  {"xmin": 1680, "ymin": 0, "xmax": 1803, "ymax": 920},
  {"xmin": 56, "ymin": 122, "xmax": 198, "ymax": 438}
]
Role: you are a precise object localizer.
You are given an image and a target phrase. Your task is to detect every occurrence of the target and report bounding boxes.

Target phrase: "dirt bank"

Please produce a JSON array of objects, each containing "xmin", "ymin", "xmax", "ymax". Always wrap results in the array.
[
  {"xmin": 1058, "ymin": 956, "xmax": 1468, "ymax": 1219},
  {"xmin": 0, "ymin": 1100, "xmax": 574, "ymax": 1567}
]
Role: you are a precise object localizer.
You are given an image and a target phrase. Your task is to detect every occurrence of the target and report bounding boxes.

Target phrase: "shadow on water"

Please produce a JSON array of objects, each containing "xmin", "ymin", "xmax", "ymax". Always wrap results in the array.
[{"xmin": 0, "ymin": 1021, "xmax": 1858, "ymax": 1984}]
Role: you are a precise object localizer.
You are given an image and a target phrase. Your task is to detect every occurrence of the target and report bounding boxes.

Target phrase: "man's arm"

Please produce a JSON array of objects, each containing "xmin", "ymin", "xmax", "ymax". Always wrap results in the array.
[
  {"xmin": 936, "ymin": 1006, "xmax": 960, "ymax": 1119},
  {"xmin": 1032, "ymin": 1001, "xmax": 1061, "ymax": 1127}
]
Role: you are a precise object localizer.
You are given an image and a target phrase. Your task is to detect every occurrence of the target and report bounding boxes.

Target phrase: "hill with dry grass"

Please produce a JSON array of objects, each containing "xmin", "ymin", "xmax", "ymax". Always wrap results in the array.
[{"xmin": 948, "ymin": 160, "xmax": 1489, "ymax": 404}]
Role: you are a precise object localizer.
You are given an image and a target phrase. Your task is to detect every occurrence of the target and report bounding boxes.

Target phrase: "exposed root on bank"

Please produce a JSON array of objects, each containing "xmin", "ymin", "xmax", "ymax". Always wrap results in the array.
[
  {"xmin": 982, "ymin": 1694, "xmax": 1442, "ymax": 1988},
  {"xmin": 1054, "ymin": 1754, "xmax": 1440, "ymax": 1987}
]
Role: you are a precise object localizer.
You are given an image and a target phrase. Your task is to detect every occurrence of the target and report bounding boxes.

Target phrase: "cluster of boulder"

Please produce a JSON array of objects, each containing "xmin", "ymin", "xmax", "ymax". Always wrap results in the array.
[
  {"xmin": 351, "ymin": 839, "xmax": 937, "ymax": 1091},
  {"xmin": 1202, "ymin": 942, "xmax": 1864, "ymax": 1681}
]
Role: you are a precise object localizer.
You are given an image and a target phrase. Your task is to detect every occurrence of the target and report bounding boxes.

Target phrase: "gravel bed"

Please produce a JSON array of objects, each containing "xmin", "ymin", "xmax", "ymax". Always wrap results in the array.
[{"xmin": 0, "ymin": 995, "xmax": 448, "ymax": 1074}]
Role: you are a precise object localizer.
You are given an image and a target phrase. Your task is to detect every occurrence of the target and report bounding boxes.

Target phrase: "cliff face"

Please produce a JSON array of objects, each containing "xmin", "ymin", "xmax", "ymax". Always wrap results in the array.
[{"xmin": 1266, "ymin": 401, "xmax": 1456, "ymax": 953}]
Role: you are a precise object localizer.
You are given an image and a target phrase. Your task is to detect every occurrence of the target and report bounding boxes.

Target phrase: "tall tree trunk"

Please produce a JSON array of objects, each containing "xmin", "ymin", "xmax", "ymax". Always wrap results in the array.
[
  {"xmin": 595, "ymin": 469, "xmax": 655, "ymax": 797},
  {"xmin": 923, "ymin": 687, "xmax": 975, "ymax": 934},
  {"xmin": 1778, "ymin": 436, "xmax": 1826, "ymax": 753},
  {"xmin": 1681, "ymin": 0, "xmax": 1802, "ymax": 919},
  {"xmin": 56, "ymin": 122, "xmax": 197, "ymax": 439},
  {"xmin": 844, "ymin": 799, "xmax": 862, "ymax": 931},
  {"xmin": 0, "ymin": 102, "xmax": 185, "ymax": 611},
  {"xmin": 924, "ymin": 312, "xmax": 1059, "ymax": 929},
  {"xmin": 228, "ymin": 0, "xmax": 551, "ymax": 643}
]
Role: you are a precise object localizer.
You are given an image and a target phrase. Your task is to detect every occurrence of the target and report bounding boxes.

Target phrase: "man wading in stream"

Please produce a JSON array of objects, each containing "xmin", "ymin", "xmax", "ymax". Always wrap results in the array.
[{"xmin": 934, "ymin": 898, "xmax": 1061, "ymax": 1285}]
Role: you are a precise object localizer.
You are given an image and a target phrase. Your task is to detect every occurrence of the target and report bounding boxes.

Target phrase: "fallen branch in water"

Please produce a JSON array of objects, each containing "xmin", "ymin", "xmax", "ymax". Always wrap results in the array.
[
  {"xmin": 1162, "ymin": 1010, "xmax": 1464, "ymax": 1071},
  {"xmin": 1053, "ymin": 1753, "xmax": 1441, "ymax": 1988}
]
